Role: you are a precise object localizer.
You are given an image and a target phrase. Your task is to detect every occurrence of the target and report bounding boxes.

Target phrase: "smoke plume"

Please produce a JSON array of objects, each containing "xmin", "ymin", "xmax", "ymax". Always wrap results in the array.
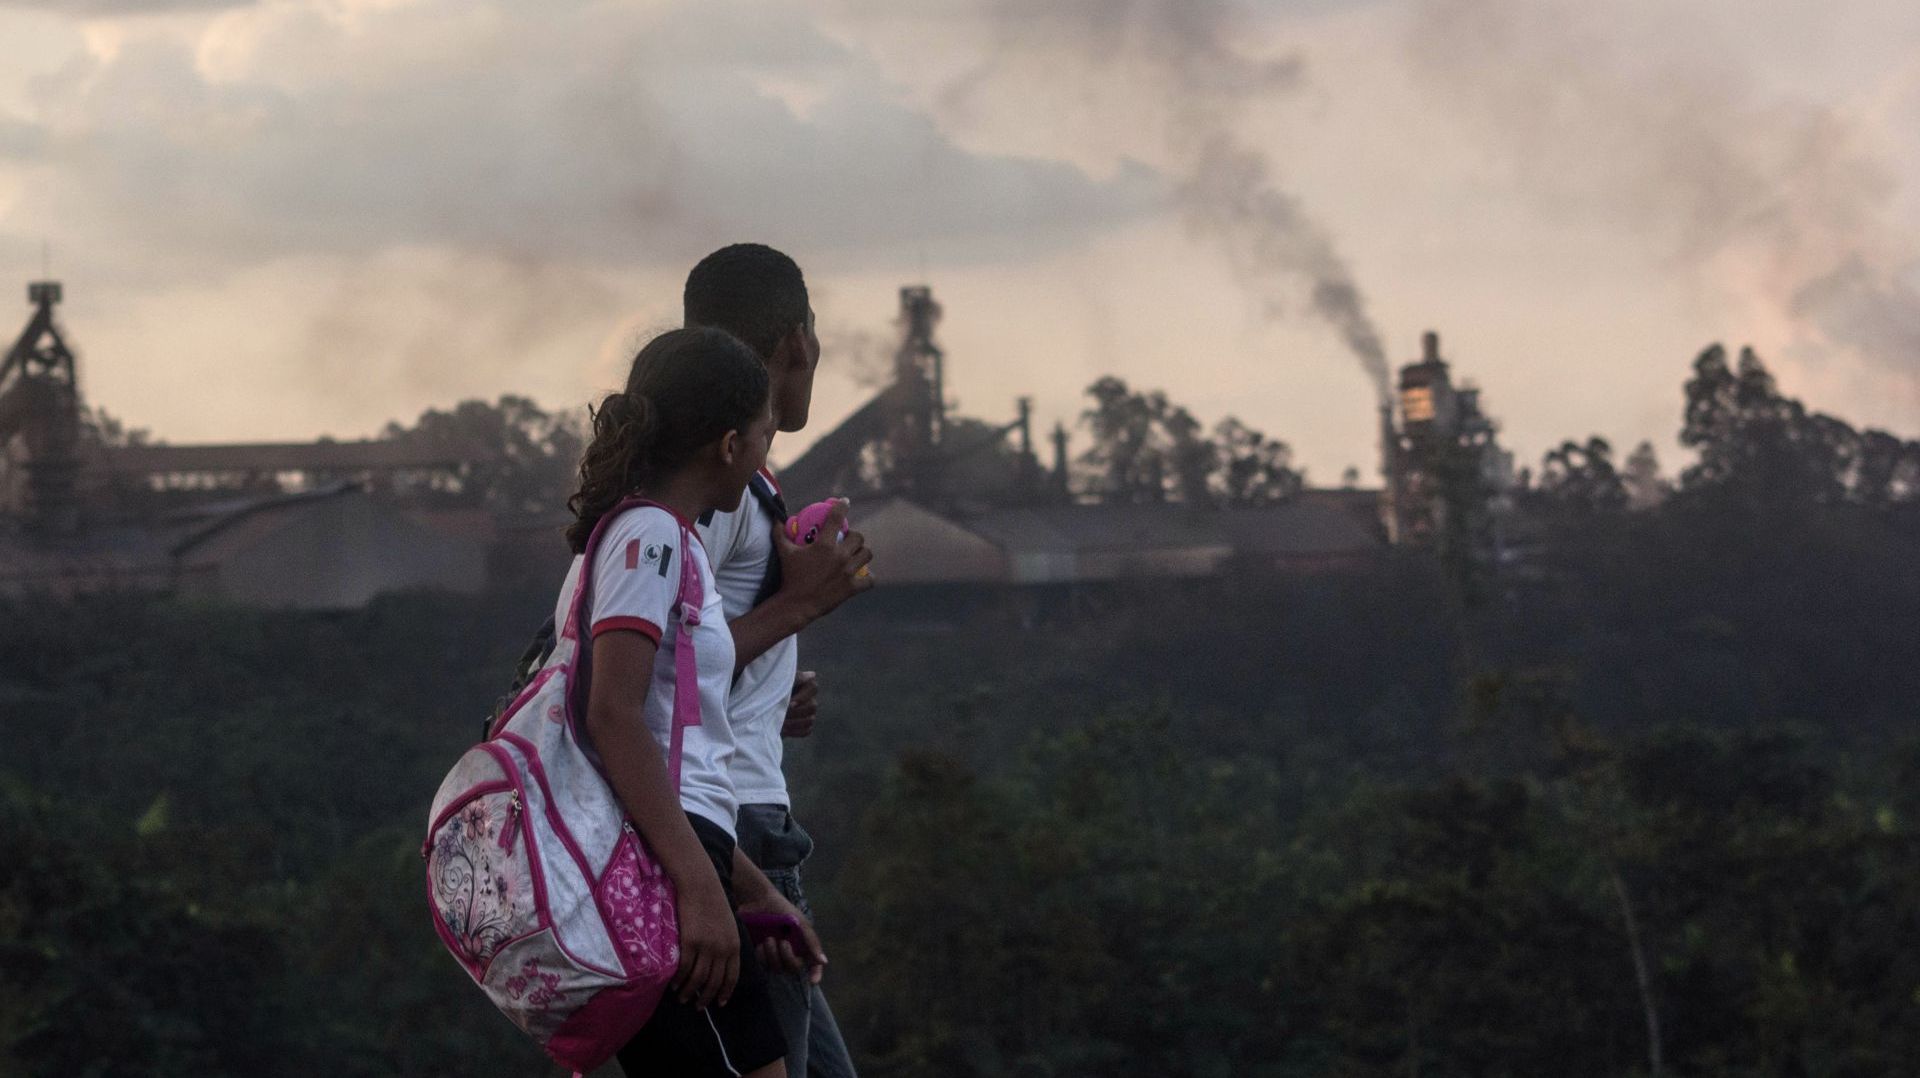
[
  {"xmin": 1181, "ymin": 136, "xmax": 1392, "ymax": 398},
  {"xmin": 933, "ymin": 0, "xmax": 1394, "ymax": 401}
]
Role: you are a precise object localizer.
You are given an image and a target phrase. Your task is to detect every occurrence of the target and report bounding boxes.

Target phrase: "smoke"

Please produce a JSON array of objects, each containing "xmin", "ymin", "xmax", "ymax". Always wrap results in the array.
[
  {"xmin": 295, "ymin": 248, "xmax": 623, "ymax": 415},
  {"xmin": 1181, "ymin": 136, "xmax": 1392, "ymax": 397},
  {"xmin": 1408, "ymin": 0, "xmax": 1920, "ymax": 380},
  {"xmin": 1791, "ymin": 257, "xmax": 1920, "ymax": 364},
  {"xmin": 928, "ymin": 0, "xmax": 1394, "ymax": 401},
  {"xmin": 818, "ymin": 323, "xmax": 897, "ymax": 391}
]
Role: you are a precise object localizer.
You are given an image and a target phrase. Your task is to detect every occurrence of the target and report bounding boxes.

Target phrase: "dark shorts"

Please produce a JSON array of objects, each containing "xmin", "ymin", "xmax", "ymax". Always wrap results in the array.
[{"xmin": 616, "ymin": 814, "xmax": 786, "ymax": 1077}]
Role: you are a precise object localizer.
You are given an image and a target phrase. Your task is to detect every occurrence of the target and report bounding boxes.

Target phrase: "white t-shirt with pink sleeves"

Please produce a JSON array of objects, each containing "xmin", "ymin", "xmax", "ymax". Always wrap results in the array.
[{"xmin": 551, "ymin": 504, "xmax": 740, "ymax": 839}]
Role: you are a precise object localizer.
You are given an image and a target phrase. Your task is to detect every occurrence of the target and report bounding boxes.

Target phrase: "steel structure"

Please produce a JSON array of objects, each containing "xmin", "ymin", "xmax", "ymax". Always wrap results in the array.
[
  {"xmin": 0, "ymin": 282, "xmax": 83, "ymax": 533},
  {"xmin": 1380, "ymin": 331, "xmax": 1514, "ymax": 555},
  {"xmin": 782, "ymin": 284, "xmax": 1043, "ymax": 508}
]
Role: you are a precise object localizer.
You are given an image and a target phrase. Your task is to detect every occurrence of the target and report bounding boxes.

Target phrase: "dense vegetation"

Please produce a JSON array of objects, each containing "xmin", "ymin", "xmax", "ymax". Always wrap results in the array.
[{"xmin": 4, "ymin": 346, "xmax": 1919, "ymax": 1076}]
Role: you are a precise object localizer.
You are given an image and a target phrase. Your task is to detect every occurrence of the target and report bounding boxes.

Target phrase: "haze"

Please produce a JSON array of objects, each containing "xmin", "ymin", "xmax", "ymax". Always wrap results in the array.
[{"xmin": 2, "ymin": 0, "xmax": 1916, "ymax": 482}]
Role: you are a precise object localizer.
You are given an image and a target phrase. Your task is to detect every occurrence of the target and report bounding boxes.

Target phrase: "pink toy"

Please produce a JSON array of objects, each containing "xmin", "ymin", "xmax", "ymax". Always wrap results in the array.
[
  {"xmin": 785, "ymin": 498, "xmax": 869, "ymax": 576},
  {"xmin": 785, "ymin": 498, "xmax": 849, "ymax": 545}
]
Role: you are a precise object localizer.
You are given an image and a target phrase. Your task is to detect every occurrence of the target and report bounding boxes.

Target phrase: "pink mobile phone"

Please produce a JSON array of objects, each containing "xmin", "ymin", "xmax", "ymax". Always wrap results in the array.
[{"xmin": 741, "ymin": 911, "xmax": 815, "ymax": 961}]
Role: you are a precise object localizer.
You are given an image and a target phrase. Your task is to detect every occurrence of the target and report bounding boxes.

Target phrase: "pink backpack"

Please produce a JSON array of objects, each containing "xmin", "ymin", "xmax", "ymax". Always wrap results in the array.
[{"xmin": 423, "ymin": 497, "xmax": 702, "ymax": 1073}]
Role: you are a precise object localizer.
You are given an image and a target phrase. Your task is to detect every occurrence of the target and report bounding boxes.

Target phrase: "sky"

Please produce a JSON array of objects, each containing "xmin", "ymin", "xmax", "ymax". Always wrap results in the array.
[{"xmin": 2, "ymin": 0, "xmax": 1918, "ymax": 484}]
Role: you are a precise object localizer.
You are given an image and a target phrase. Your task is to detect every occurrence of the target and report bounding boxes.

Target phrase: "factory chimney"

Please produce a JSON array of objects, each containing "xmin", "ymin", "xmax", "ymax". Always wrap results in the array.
[
  {"xmin": 891, "ymin": 285, "xmax": 946, "ymax": 499},
  {"xmin": 1379, "ymin": 399, "xmax": 1401, "ymax": 544},
  {"xmin": 1050, "ymin": 421, "xmax": 1070, "ymax": 499}
]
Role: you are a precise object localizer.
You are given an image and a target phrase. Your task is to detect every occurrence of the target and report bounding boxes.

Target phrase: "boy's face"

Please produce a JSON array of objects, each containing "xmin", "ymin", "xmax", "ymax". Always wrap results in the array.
[{"xmin": 775, "ymin": 306, "xmax": 820, "ymax": 434}]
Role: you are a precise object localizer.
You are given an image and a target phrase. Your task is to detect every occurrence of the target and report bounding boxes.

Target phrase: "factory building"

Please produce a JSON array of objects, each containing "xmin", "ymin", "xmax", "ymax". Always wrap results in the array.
[
  {"xmin": 3, "ymin": 279, "xmax": 1513, "ymax": 609},
  {"xmin": 1, "ymin": 281, "xmax": 494, "ymax": 608}
]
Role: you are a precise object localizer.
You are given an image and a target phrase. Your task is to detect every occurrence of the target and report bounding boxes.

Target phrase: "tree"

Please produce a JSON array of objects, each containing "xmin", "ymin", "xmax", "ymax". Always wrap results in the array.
[
  {"xmin": 1677, "ymin": 345, "xmax": 1920, "ymax": 510},
  {"xmin": 1077, "ymin": 378, "xmax": 1301, "ymax": 507},
  {"xmin": 1214, "ymin": 417, "xmax": 1303, "ymax": 506},
  {"xmin": 1162, "ymin": 404, "xmax": 1217, "ymax": 507},
  {"xmin": 380, "ymin": 395, "xmax": 583, "ymax": 514},
  {"xmin": 1535, "ymin": 437, "xmax": 1628, "ymax": 517},
  {"xmin": 1078, "ymin": 376, "xmax": 1167, "ymax": 503}
]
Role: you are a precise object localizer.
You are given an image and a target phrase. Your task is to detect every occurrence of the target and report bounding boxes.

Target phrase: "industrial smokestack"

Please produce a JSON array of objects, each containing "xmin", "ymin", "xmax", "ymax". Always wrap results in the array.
[
  {"xmin": 1379, "ymin": 400, "xmax": 1401, "ymax": 544},
  {"xmin": 1051, "ymin": 421, "xmax": 1070, "ymax": 498}
]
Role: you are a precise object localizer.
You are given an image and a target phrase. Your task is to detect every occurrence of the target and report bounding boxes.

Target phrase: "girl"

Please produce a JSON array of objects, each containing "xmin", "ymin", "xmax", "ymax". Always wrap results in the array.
[{"xmin": 560, "ymin": 326, "xmax": 789, "ymax": 1077}]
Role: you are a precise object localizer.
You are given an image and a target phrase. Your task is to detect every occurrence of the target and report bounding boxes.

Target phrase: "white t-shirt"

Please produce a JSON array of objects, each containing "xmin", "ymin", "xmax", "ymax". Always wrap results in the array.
[
  {"xmin": 554, "ymin": 504, "xmax": 740, "ymax": 838},
  {"xmin": 696, "ymin": 468, "xmax": 798, "ymax": 808}
]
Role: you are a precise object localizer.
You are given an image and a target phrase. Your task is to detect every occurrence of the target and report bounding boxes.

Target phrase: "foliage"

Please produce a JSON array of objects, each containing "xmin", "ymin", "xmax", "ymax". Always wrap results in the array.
[
  {"xmin": 5, "ymin": 344, "xmax": 1920, "ymax": 1074},
  {"xmin": 1076, "ymin": 377, "xmax": 1301, "ymax": 506},
  {"xmin": 380, "ymin": 394, "xmax": 585, "ymax": 515},
  {"xmin": 1532, "ymin": 436, "xmax": 1628, "ymax": 517},
  {"xmin": 1678, "ymin": 344, "xmax": 1920, "ymax": 512}
]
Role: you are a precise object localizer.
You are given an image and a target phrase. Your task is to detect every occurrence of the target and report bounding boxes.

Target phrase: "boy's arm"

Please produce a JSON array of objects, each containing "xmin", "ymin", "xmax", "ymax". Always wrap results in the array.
[{"xmin": 728, "ymin": 502, "xmax": 873, "ymax": 672}]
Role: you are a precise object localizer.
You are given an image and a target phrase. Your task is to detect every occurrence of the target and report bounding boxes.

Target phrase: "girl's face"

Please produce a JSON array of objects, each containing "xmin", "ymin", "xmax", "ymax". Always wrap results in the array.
[{"xmin": 720, "ymin": 401, "xmax": 777, "ymax": 511}]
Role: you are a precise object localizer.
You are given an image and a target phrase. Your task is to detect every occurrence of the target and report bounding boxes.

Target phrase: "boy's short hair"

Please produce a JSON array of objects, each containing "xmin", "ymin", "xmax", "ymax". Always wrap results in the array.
[{"xmin": 683, "ymin": 243, "xmax": 810, "ymax": 360}]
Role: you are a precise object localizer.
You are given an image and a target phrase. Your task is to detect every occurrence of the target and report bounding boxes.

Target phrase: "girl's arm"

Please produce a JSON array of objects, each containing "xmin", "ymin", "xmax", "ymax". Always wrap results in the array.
[{"xmin": 586, "ymin": 630, "xmax": 741, "ymax": 1008}]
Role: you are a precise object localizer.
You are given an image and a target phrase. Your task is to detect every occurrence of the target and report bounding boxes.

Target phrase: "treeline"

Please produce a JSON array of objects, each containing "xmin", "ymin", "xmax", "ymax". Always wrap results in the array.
[{"xmin": 4, "ymin": 343, "xmax": 1920, "ymax": 1075}]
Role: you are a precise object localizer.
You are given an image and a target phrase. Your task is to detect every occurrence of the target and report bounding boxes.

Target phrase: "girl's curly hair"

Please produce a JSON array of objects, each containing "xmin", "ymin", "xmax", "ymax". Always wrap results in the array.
[{"xmin": 565, "ymin": 327, "xmax": 769, "ymax": 552}]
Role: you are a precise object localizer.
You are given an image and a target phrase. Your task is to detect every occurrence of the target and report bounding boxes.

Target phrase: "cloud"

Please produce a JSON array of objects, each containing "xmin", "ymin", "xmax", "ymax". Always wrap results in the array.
[
  {"xmin": 0, "ymin": 114, "xmax": 45, "ymax": 158},
  {"xmin": 1406, "ymin": 0, "xmax": 1920, "ymax": 379},
  {"xmin": 0, "ymin": 0, "xmax": 1163, "ymax": 434},
  {"xmin": 0, "ymin": 0, "xmax": 245, "ymax": 14},
  {"xmin": 3, "ymin": 0, "xmax": 1158, "ymax": 280}
]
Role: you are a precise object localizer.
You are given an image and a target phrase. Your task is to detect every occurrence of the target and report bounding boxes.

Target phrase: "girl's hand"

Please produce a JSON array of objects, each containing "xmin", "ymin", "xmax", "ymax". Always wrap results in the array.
[
  {"xmin": 738, "ymin": 891, "xmax": 828, "ymax": 985},
  {"xmin": 672, "ymin": 868, "xmax": 741, "ymax": 1008}
]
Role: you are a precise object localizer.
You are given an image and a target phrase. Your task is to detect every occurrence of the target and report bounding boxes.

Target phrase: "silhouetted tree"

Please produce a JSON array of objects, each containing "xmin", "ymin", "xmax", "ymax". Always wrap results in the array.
[
  {"xmin": 1078, "ymin": 376, "xmax": 1165, "ymax": 503},
  {"xmin": 1214, "ymin": 417, "xmax": 1302, "ymax": 506},
  {"xmin": 1077, "ymin": 378, "xmax": 1301, "ymax": 507},
  {"xmin": 381, "ymin": 395, "xmax": 583, "ymax": 514},
  {"xmin": 1535, "ymin": 436, "xmax": 1628, "ymax": 516}
]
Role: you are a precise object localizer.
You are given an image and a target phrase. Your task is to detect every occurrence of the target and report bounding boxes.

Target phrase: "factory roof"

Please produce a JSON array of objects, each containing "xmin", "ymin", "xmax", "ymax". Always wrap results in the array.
[
  {"xmin": 832, "ymin": 494, "xmax": 1385, "ymax": 585},
  {"xmin": 103, "ymin": 438, "xmax": 492, "ymax": 476}
]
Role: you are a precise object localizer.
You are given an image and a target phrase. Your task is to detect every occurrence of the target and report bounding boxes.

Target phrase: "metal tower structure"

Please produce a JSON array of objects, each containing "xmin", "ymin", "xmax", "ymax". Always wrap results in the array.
[
  {"xmin": 890, "ymin": 285, "xmax": 946, "ymax": 500},
  {"xmin": 0, "ymin": 281, "xmax": 83, "ymax": 534}
]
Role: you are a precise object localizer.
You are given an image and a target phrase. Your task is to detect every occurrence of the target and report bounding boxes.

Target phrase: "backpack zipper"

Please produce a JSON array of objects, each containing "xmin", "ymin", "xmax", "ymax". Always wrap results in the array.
[{"xmin": 498, "ymin": 791, "xmax": 523, "ymax": 852}]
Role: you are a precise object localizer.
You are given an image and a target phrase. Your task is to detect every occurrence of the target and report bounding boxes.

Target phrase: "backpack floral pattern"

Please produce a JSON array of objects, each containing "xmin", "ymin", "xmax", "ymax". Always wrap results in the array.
[
  {"xmin": 597, "ymin": 830, "xmax": 679, "ymax": 977},
  {"xmin": 430, "ymin": 792, "xmax": 536, "ymax": 974}
]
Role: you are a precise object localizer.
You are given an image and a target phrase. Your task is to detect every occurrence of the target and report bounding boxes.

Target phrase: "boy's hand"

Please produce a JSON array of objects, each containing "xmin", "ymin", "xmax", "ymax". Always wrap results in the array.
[
  {"xmin": 783, "ymin": 671, "xmax": 819, "ymax": 738},
  {"xmin": 772, "ymin": 499, "xmax": 873, "ymax": 622}
]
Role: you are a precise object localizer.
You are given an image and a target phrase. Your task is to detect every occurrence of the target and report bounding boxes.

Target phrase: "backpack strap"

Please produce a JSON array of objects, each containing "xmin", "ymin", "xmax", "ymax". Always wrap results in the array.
[
  {"xmin": 486, "ymin": 616, "xmax": 557, "ymax": 741},
  {"xmin": 746, "ymin": 471, "xmax": 789, "ymax": 609},
  {"xmin": 665, "ymin": 515, "xmax": 705, "ymax": 792}
]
